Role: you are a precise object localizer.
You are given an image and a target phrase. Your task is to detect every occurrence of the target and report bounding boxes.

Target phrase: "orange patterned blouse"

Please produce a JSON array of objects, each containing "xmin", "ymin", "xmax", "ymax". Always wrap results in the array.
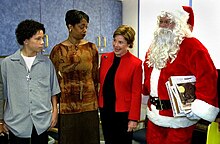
[{"xmin": 50, "ymin": 41, "xmax": 99, "ymax": 114}]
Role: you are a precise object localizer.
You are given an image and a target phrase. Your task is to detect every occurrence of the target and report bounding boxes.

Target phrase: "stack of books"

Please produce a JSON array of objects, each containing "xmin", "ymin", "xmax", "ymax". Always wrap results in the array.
[{"xmin": 165, "ymin": 75, "xmax": 196, "ymax": 117}]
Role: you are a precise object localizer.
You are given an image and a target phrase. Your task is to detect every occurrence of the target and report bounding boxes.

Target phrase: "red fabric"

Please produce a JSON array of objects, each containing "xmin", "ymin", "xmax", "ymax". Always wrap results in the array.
[
  {"xmin": 182, "ymin": 6, "xmax": 194, "ymax": 28},
  {"xmin": 146, "ymin": 120, "xmax": 195, "ymax": 144},
  {"xmin": 143, "ymin": 37, "xmax": 218, "ymax": 118},
  {"xmin": 98, "ymin": 51, "xmax": 142, "ymax": 120}
]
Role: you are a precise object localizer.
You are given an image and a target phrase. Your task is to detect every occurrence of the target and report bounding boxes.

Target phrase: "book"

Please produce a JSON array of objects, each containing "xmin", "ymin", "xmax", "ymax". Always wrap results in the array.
[{"xmin": 165, "ymin": 75, "xmax": 196, "ymax": 117}]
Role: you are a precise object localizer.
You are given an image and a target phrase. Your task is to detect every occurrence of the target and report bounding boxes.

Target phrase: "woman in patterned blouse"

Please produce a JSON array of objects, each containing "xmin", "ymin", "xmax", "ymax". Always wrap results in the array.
[{"xmin": 50, "ymin": 9, "xmax": 100, "ymax": 144}]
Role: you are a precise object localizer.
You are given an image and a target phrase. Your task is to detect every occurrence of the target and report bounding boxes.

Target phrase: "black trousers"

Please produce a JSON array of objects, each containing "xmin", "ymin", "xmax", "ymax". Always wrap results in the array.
[
  {"xmin": 100, "ymin": 108, "xmax": 133, "ymax": 144},
  {"xmin": 9, "ymin": 126, "xmax": 48, "ymax": 144},
  {"xmin": 0, "ymin": 133, "xmax": 9, "ymax": 144}
]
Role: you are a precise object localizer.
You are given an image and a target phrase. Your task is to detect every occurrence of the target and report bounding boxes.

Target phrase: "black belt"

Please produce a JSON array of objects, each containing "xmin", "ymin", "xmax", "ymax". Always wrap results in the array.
[{"xmin": 150, "ymin": 96, "xmax": 172, "ymax": 110}]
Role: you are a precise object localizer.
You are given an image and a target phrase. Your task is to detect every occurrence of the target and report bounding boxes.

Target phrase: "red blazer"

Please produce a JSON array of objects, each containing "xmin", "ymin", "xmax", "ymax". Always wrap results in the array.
[{"xmin": 99, "ymin": 51, "xmax": 142, "ymax": 120}]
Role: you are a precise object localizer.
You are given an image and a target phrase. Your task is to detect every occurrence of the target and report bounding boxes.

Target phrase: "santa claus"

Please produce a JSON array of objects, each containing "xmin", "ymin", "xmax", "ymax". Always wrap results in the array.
[{"xmin": 143, "ymin": 6, "xmax": 219, "ymax": 144}]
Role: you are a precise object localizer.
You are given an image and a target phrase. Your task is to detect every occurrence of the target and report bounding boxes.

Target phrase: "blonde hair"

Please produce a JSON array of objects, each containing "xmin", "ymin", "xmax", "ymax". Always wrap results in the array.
[{"xmin": 113, "ymin": 25, "xmax": 135, "ymax": 48}]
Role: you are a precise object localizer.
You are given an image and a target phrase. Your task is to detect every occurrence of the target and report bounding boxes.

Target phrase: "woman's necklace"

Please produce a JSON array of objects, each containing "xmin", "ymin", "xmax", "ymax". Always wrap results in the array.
[
  {"xmin": 68, "ymin": 38, "xmax": 81, "ymax": 63},
  {"xmin": 68, "ymin": 38, "xmax": 79, "ymax": 52}
]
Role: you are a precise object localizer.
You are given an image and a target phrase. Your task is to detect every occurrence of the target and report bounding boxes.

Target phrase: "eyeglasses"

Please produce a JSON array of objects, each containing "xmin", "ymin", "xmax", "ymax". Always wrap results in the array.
[{"xmin": 159, "ymin": 19, "xmax": 172, "ymax": 25}]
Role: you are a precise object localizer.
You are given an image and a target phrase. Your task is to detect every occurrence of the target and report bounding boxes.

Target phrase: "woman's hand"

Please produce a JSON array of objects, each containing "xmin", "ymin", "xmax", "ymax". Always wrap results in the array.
[
  {"xmin": 127, "ymin": 120, "xmax": 137, "ymax": 132},
  {"xmin": 0, "ymin": 121, "xmax": 8, "ymax": 136}
]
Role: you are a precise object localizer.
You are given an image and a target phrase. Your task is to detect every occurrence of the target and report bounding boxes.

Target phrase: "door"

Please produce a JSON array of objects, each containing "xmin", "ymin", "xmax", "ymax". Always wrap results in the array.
[
  {"xmin": 100, "ymin": 0, "xmax": 122, "ymax": 53},
  {"xmin": 0, "ymin": 0, "xmax": 40, "ymax": 56},
  {"xmin": 40, "ymin": 0, "xmax": 74, "ymax": 54},
  {"xmin": 73, "ymin": 0, "xmax": 122, "ymax": 53},
  {"xmin": 73, "ymin": 0, "xmax": 101, "ymax": 50}
]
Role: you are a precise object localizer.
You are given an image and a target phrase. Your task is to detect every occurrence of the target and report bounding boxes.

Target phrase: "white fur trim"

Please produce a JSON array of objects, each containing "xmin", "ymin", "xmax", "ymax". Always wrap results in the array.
[
  {"xmin": 150, "ymin": 68, "xmax": 160, "ymax": 97},
  {"xmin": 142, "ymin": 95, "xmax": 149, "ymax": 105},
  {"xmin": 147, "ymin": 104, "xmax": 198, "ymax": 128},
  {"xmin": 191, "ymin": 99, "xmax": 220, "ymax": 122}
]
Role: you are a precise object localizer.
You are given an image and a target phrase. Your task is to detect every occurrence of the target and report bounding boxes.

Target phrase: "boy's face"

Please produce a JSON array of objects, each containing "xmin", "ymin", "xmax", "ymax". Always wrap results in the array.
[{"xmin": 25, "ymin": 30, "xmax": 45, "ymax": 54}]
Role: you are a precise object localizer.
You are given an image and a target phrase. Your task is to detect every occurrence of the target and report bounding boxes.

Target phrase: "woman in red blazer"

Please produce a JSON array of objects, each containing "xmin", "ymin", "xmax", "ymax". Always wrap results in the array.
[{"xmin": 99, "ymin": 25, "xmax": 143, "ymax": 144}]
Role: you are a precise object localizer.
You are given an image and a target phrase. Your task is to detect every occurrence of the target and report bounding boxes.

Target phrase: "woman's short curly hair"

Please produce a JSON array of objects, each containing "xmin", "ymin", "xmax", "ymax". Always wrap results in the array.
[
  {"xmin": 15, "ymin": 19, "xmax": 45, "ymax": 45},
  {"xmin": 113, "ymin": 25, "xmax": 135, "ymax": 48}
]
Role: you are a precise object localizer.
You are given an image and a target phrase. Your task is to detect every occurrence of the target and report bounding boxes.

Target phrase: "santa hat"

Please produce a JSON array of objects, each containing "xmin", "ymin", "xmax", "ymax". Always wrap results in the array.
[
  {"xmin": 159, "ymin": 6, "xmax": 189, "ymax": 25},
  {"xmin": 182, "ymin": 6, "xmax": 194, "ymax": 28}
]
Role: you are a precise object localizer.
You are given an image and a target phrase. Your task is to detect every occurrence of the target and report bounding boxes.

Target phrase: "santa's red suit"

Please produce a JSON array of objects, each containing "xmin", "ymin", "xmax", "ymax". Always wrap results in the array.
[
  {"xmin": 143, "ymin": 5, "xmax": 220, "ymax": 144},
  {"xmin": 143, "ymin": 37, "xmax": 219, "ymax": 143},
  {"xmin": 143, "ymin": 38, "xmax": 219, "ymax": 144}
]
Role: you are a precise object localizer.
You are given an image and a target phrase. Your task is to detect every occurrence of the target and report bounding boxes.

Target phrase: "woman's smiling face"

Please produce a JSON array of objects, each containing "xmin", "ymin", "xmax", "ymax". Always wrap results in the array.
[{"xmin": 112, "ymin": 35, "xmax": 128, "ymax": 57}]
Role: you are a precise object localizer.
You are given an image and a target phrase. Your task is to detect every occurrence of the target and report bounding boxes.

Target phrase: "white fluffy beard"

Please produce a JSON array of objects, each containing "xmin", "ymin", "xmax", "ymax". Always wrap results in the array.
[{"xmin": 146, "ymin": 28, "xmax": 182, "ymax": 69}]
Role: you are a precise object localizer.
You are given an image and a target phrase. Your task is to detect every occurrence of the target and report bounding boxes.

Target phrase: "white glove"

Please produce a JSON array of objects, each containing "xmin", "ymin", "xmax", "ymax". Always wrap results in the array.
[{"xmin": 186, "ymin": 111, "xmax": 201, "ymax": 121}]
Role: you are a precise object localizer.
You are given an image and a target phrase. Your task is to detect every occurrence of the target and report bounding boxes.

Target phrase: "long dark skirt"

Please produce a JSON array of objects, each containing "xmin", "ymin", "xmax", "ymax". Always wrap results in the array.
[{"xmin": 59, "ymin": 110, "xmax": 100, "ymax": 144}]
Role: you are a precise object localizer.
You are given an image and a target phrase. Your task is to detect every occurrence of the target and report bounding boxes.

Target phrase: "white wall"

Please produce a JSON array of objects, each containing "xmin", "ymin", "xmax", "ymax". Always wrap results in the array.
[
  {"xmin": 139, "ymin": 0, "xmax": 189, "ymax": 62},
  {"xmin": 138, "ymin": 0, "xmax": 220, "ymax": 69},
  {"xmin": 193, "ymin": 0, "xmax": 220, "ymax": 69},
  {"xmin": 122, "ymin": 0, "xmax": 139, "ymax": 56}
]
